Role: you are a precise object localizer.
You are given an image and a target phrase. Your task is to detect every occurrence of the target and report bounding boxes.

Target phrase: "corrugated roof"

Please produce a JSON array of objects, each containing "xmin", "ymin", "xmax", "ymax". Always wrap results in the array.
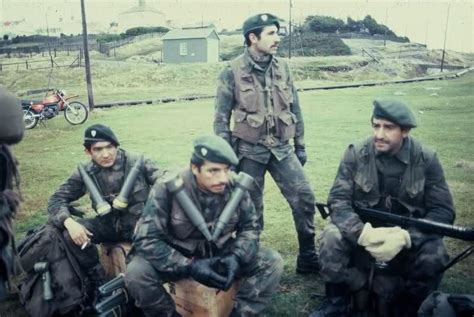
[{"xmin": 162, "ymin": 28, "xmax": 219, "ymax": 40}]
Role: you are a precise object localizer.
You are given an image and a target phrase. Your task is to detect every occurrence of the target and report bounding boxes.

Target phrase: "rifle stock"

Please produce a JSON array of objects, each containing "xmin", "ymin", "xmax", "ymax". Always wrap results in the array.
[{"xmin": 316, "ymin": 203, "xmax": 474, "ymax": 241}]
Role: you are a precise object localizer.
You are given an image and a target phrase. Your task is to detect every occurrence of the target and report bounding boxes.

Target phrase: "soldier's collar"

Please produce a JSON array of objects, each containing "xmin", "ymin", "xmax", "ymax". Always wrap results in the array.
[
  {"xmin": 243, "ymin": 48, "xmax": 276, "ymax": 72},
  {"xmin": 395, "ymin": 137, "xmax": 410, "ymax": 164}
]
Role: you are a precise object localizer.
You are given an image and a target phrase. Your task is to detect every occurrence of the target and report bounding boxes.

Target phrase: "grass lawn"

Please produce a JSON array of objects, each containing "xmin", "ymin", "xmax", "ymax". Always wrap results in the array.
[{"xmin": 2, "ymin": 71, "xmax": 473, "ymax": 316}]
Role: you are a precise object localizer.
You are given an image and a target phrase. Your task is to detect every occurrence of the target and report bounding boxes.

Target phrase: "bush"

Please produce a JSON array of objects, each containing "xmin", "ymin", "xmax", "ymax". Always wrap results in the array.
[
  {"xmin": 96, "ymin": 33, "xmax": 125, "ymax": 43},
  {"xmin": 125, "ymin": 26, "xmax": 169, "ymax": 37},
  {"xmin": 305, "ymin": 15, "xmax": 345, "ymax": 33},
  {"xmin": 279, "ymin": 33, "xmax": 351, "ymax": 57}
]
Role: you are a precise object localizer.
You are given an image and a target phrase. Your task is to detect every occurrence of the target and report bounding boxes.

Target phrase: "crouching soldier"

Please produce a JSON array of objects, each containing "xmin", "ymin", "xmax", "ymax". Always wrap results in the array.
[
  {"xmin": 125, "ymin": 135, "xmax": 284, "ymax": 317},
  {"xmin": 0, "ymin": 87, "xmax": 24, "ymax": 300},
  {"xmin": 310, "ymin": 100, "xmax": 455, "ymax": 317},
  {"xmin": 47, "ymin": 124, "xmax": 164, "ymax": 308}
]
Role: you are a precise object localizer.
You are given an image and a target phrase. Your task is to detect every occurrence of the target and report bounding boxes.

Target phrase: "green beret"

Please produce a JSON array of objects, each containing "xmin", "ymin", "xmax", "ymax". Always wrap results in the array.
[
  {"xmin": 193, "ymin": 135, "xmax": 239, "ymax": 166},
  {"xmin": 0, "ymin": 87, "xmax": 24, "ymax": 145},
  {"xmin": 373, "ymin": 99, "xmax": 417, "ymax": 128},
  {"xmin": 242, "ymin": 13, "xmax": 282, "ymax": 36},
  {"xmin": 84, "ymin": 124, "xmax": 120, "ymax": 148}
]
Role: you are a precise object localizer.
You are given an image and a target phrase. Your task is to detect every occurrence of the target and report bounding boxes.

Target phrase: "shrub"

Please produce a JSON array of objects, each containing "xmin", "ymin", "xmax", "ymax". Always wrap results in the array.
[{"xmin": 278, "ymin": 33, "xmax": 351, "ymax": 57}]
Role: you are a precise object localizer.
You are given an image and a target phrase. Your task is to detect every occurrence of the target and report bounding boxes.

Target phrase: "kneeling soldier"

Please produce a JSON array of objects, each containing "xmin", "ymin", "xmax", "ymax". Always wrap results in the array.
[{"xmin": 125, "ymin": 135, "xmax": 284, "ymax": 317}]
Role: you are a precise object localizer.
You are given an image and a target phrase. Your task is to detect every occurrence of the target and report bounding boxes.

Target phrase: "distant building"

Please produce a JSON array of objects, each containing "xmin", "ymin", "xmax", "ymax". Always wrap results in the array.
[
  {"xmin": 118, "ymin": 0, "xmax": 167, "ymax": 32},
  {"xmin": 161, "ymin": 28, "xmax": 220, "ymax": 64}
]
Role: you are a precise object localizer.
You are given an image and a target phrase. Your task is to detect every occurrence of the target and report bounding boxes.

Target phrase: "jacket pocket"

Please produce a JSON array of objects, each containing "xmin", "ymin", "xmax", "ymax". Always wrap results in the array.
[
  {"xmin": 232, "ymin": 110, "xmax": 264, "ymax": 144},
  {"xmin": 238, "ymin": 82, "xmax": 258, "ymax": 113},
  {"xmin": 354, "ymin": 171, "xmax": 374, "ymax": 193},
  {"xmin": 277, "ymin": 112, "xmax": 296, "ymax": 141},
  {"xmin": 406, "ymin": 178, "xmax": 425, "ymax": 199},
  {"xmin": 274, "ymin": 81, "xmax": 293, "ymax": 107}
]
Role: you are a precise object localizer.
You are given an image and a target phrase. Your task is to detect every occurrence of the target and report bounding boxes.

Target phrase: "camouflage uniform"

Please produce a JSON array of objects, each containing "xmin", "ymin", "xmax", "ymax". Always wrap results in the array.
[
  {"xmin": 214, "ymin": 49, "xmax": 317, "ymax": 267},
  {"xmin": 125, "ymin": 169, "xmax": 283, "ymax": 317},
  {"xmin": 48, "ymin": 149, "xmax": 162, "ymax": 274},
  {"xmin": 320, "ymin": 136, "xmax": 455, "ymax": 312}
]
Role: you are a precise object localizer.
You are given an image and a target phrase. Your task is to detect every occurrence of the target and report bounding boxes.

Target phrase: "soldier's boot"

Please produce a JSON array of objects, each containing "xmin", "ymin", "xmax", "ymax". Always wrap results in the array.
[
  {"xmin": 308, "ymin": 283, "xmax": 351, "ymax": 317},
  {"xmin": 296, "ymin": 236, "xmax": 320, "ymax": 274},
  {"xmin": 84, "ymin": 263, "xmax": 107, "ymax": 313}
]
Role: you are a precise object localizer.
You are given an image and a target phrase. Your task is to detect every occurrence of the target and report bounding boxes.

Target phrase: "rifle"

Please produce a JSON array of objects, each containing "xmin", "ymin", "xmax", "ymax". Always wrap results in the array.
[
  {"xmin": 316, "ymin": 203, "xmax": 474, "ymax": 241},
  {"xmin": 95, "ymin": 273, "xmax": 128, "ymax": 316}
]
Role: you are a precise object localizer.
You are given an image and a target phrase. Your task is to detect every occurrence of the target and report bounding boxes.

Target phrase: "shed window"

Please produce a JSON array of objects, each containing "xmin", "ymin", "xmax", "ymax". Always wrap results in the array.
[{"xmin": 179, "ymin": 43, "xmax": 188, "ymax": 56}]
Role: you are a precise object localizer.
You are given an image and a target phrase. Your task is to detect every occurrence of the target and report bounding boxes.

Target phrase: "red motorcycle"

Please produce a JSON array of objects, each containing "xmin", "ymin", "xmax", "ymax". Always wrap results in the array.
[{"xmin": 22, "ymin": 89, "xmax": 89, "ymax": 129}]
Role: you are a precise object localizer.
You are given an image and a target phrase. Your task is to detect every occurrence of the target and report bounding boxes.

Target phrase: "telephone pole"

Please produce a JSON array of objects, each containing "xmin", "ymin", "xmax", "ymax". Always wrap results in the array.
[
  {"xmin": 288, "ymin": 0, "xmax": 292, "ymax": 59},
  {"xmin": 80, "ymin": 0, "xmax": 95, "ymax": 110},
  {"xmin": 440, "ymin": 3, "xmax": 451, "ymax": 72}
]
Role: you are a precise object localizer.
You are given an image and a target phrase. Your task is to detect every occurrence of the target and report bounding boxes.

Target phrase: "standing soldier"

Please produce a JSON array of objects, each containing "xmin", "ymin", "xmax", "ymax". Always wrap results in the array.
[
  {"xmin": 311, "ymin": 100, "xmax": 455, "ymax": 316},
  {"xmin": 0, "ymin": 87, "xmax": 24, "ymax": 300},
  {"xmin": 47, "ymin": 124, "xmax": 163, "ymax": 307},
  {"xmin": 125, "ymin": 135, "xmax": 284, "ymax": 317},
  {"xmin": 214, "ymin": 13, "xmax": 319, "ymax": 274}
]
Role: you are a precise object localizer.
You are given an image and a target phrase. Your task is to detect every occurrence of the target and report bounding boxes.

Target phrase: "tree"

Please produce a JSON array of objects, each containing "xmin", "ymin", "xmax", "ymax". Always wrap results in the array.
[{"xmin": 3, "ymin": 34, "xmax": 8, "ymax": 41}]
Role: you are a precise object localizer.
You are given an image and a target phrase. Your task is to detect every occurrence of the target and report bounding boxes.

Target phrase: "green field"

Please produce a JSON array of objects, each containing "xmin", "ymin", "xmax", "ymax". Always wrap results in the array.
[{"xmin": 1, "ymin": 69, "xmax": 473, "ymax": 316}]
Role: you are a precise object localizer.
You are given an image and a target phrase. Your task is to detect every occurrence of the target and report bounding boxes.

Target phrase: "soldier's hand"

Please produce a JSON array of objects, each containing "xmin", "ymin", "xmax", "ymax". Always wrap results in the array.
[
  {"xmin": 365, "ymin": 228, "xmax": 411, "ymax": 262},
  {"xmin": 295, "ymin": 146, "xmax": 307, "ymax": 166},
  {"xmin": 189, "ymin": 257, "xmax": 227, "ymax": 290},
  {"xmin": 219, "ymin": 254, "xmax": 240, "ymax": 290},
  {"xmin": 64, "ymin": 217, "xmax": 93, "ymax": 247},
  {"xmin": 357, "ymin": 222, "xmax": 400, "ymax": 247}
]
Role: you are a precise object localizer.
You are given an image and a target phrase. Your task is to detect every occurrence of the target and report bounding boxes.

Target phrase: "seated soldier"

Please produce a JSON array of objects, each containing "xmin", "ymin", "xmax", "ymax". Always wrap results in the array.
[
  {"xmin": 125, "ymin": 135, "xmax": 284, "ymax": 317},
  {"xmin": 0, "ymin": 87, "xmax": 24, "ymax": 300},
  {"xmin": 310, "ymin": 100, "xmax": 455, "ymax": 317},
  {"xmin": 47, "ymin": 124, "xmax": 164, "ymax": 307}
]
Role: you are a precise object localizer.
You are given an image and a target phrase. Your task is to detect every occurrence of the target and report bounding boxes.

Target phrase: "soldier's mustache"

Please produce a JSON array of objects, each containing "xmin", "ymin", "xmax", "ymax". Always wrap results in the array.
[{"xmin": 375, "ymin": 138, "xmax": 389, "ymax": 144}]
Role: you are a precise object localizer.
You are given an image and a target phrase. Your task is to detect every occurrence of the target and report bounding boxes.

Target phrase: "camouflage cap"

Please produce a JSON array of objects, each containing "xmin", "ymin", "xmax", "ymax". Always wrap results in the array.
[
  {"xmin": 373, "ymin": 99, "xmax": 417, "ymax": 128},
  {"xmin": 0, "ymin": 86, "xmax": 24, "ymax": 145},
  {"xmin": 83, "ymin": 124, "xmax": 120, "ymax": 148},
  {"xmin": 193, "ymin": 135, "xmax": 239, "ymax": 166},
  {"xmin": 242, "ymin": 13, "xmax": 282, "ymax": 36}
]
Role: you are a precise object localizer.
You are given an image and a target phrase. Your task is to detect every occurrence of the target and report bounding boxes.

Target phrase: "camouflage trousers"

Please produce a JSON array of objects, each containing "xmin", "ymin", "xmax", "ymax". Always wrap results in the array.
[
  {"xmin": 238, "ymin": 153, "xmax": 316, "ymax": 245},
  {"xmin": 62, "ymin": 212, "xmax": 137, "ymax": 271},
  {"xmin": 319, "ymin": 223, "xmax": 449, "ymax": 303},
  {"xmin": 124, "ymin": 247, "xmax": 284, "ymax": 317}
]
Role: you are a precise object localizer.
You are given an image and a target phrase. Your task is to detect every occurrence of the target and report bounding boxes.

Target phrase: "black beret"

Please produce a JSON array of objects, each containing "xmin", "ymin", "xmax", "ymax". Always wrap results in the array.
[
  {"xmin": 373, "ymin": 99, "xmax": 417, "ymax": 128},
  {"xmin": 193, "ymin": 135, "xmax": 239, "ymax": 166},
  {"xmin": 0, "ymin": 86, "xmax": 24, "ymax": 145},
  {"xmin": 83, "ymin": 124, "xmax": 120, "ymax": 148},
  {"xmin": 242, "ymin": 13, "xmax": 282, "ymax": 36}
]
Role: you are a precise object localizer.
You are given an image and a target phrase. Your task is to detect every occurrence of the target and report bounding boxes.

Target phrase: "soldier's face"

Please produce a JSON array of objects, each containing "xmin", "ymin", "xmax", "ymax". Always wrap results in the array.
[
  {"xmin": 372, "ymin": 118, "xmax": 410, "ymax": 155},
  {"xmin": 250, "ymin": 25, "xmax": 280, "ymax": 56},
  {"xmin": 192, "ymin": 161, "xmax": 230, "ymax": 193},
  {"xmin": 86, "ymin": 141, "xmax": 118, "ymax": 168}
]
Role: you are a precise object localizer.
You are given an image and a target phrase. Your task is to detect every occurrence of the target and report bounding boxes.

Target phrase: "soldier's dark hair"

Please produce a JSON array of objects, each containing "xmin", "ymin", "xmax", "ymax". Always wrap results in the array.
[
  {"xmin": 190, "ymin": 153, "xmax": 205, "ymax": 170},
  {"xmin": 244, "ymin": 28, "xmax": 264, "ymax": 47}
]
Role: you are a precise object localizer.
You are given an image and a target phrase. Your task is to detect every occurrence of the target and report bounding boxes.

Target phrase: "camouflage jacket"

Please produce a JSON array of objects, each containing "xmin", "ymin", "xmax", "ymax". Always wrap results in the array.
[
  {"xmin": 328, "ymin": 136, "xmax": 455, "ymax": 246},
  {"xmin": 48, "ymin": 149, "xmax": 163, "ymax": 229},
  {"xmin": 130, "ymin": 169, "xmax": 260, "ymax": 275},
  {"xmin": 214, "ymin": 49, "xmax": 306, "ymax": 162}
]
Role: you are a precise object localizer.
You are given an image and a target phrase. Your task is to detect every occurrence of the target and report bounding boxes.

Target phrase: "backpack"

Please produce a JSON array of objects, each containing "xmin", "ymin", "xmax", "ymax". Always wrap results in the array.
[{"xmin": 17, "ymin": 224, "xmax": 87, "ymax": 317}]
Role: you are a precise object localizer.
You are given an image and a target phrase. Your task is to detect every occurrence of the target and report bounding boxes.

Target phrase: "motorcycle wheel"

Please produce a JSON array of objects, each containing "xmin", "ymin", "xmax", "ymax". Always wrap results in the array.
[
  {"xmin": 64, "ymin": 101, "xmax": 89, "ymax": 125},
  {"xmin": 23, "ymin": 110, "xmax": 39, "ymax": 129}
]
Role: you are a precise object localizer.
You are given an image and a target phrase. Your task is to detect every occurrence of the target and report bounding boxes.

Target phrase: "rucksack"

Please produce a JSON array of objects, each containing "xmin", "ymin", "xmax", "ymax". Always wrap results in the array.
[{"xmin": 17, "ymin": 224, "xmax": 87, "ymax": 317}]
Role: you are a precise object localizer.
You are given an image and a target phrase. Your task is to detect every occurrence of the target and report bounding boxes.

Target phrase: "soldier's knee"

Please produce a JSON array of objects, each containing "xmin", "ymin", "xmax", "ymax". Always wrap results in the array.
[
  {"xmin": 320, "ymin": 224, "xmax": 344, "ymax": 248},
  {"xmin": 125, "ymin": 256, "xmax": 156, "ymax": 289},
  {"xmin": 259, "ymin": 248, "xmax": 284, "ymax": 277}
]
